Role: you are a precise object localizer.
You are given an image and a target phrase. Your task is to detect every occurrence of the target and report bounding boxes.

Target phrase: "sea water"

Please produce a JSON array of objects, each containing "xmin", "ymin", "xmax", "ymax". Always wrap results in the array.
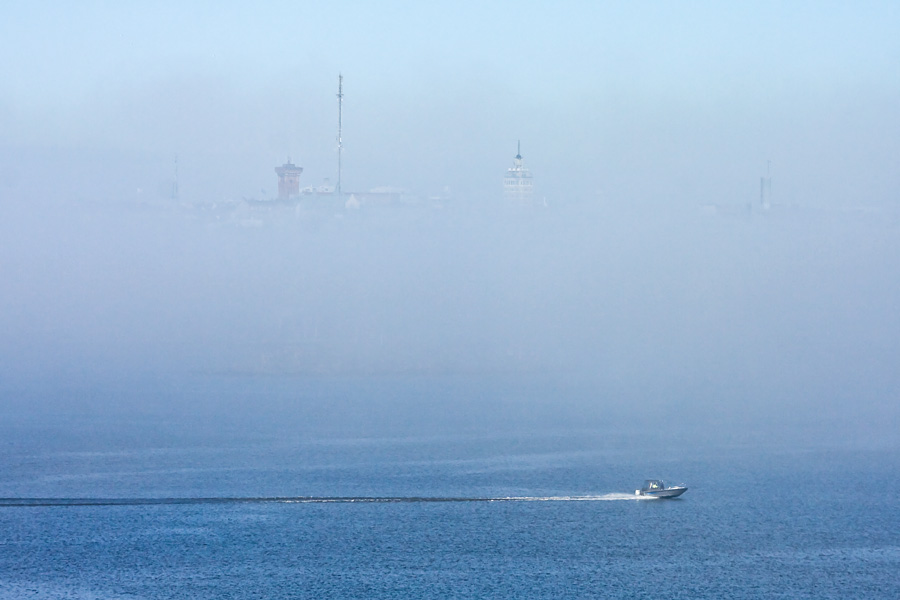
[{"xmin": 1, "ymin": 373, "xmax": 898, "ymax": 599}]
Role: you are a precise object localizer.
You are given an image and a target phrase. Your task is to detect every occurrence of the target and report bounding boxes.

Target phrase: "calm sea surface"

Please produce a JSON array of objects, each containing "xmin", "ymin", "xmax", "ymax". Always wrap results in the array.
[{"xmin": 1, "ymin": 374, "xmax": 898, "ymax": 598}]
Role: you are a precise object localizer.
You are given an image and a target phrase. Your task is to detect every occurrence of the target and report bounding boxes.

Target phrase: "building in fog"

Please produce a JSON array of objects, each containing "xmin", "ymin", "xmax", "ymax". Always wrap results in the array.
[
  {"xmin": 503, "ymin": 141, "xmax": 533, "ymax": 201},
  {"xmin": 275, "ymin": 159, "xmax": 303, "ymax": 199}
]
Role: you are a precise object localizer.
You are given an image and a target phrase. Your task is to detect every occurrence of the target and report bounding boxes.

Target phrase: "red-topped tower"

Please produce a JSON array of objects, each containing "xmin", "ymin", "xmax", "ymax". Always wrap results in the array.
[{"xmin": 275, "ymin": 158, "xmax": 303, "ymax": 199}]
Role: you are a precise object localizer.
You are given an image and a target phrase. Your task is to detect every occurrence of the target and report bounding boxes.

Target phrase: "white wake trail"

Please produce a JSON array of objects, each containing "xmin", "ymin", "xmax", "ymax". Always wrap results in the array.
[{"xmin": 498, "ymin": 493, "xmax": 657, "ymax": 502}]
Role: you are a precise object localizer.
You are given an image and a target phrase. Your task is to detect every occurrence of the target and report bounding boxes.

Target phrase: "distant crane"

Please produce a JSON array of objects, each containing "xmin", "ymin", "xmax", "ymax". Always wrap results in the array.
[{"xmin": 336, "ymin": 74, "xmax": 344, "ymax": 198}]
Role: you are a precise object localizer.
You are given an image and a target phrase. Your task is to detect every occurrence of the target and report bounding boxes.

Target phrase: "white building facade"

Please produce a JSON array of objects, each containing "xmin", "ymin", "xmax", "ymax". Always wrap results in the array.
[{"xmin": 503, "ymin": 142, "xmax": 533, "ymax": 201}]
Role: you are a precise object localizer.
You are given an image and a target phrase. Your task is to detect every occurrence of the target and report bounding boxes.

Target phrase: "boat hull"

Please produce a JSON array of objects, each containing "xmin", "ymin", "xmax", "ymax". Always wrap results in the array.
[{"xmin": 636, "ymin": 486, "xmax": 688, "ymax": 498}]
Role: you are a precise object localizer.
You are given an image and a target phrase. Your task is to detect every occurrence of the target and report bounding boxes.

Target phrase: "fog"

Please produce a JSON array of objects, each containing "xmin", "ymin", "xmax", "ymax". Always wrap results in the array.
[
  {"xmin": 3, "ymin": 195, "xmax": 898, "ymax": 442},
  {"xmin": 2, "ymin": 2, "xmax": 899, "ymax": 449}
]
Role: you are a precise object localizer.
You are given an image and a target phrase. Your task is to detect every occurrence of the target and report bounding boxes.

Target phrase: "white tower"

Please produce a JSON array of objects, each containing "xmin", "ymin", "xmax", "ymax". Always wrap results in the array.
[{"xmin": 503, "ymin": 141, "xmax": 534, "ymax": 201}]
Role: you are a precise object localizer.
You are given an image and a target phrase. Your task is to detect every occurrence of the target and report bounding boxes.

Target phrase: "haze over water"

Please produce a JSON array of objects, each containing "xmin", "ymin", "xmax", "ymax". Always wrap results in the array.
[{"xmin": 2, "ymin": 2, "xmax": 899, "ymax": 598}]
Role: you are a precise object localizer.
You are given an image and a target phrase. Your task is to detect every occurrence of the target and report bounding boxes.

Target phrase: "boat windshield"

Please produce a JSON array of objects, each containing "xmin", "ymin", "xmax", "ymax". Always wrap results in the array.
[{"xmin": 643, "ymin": 480, "xmax": 665, "ymax": 491}]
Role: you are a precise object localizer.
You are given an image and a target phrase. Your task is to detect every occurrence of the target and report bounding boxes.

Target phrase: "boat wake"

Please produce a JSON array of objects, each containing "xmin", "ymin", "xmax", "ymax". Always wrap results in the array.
[
  {"xmin": 1, "ymin": 494, "xmax": 656, "ymax": 507},
  {"xmin": 498, "ymin": 493, "xmax": 655, "ymax": 502}
]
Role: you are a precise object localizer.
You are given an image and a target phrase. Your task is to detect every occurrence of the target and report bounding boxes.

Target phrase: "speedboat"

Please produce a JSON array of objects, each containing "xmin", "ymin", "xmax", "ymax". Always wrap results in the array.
[{"xmin": 635, "ymin": 479, "xmax": 688, "ymax": 498}]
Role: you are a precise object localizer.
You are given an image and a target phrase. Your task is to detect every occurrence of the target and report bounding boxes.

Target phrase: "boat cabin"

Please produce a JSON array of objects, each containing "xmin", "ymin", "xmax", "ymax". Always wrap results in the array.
[{"xmin": 641, "ymin": 480, "xmax": 666, "ymax": 492}]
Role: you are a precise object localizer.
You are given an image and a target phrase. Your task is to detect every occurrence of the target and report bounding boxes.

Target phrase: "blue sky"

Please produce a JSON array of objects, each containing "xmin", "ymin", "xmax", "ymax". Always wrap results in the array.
[{"xmin": 2, "ymin": 1, "xmax": 898, "ymax": 202}]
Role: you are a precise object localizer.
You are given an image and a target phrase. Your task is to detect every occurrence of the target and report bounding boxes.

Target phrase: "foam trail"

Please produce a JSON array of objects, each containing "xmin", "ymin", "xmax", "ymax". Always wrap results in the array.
[
  {"xmin": 500, "ymin": 493, "xmax": 656, "ymax": 502},
  {"xmin": 0, "ymin": 494, "xmax": 656, "ymax": 507}
]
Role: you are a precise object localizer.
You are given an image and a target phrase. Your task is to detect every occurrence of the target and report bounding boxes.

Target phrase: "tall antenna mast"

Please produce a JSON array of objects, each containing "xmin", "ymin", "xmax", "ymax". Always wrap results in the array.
[{"xmin": 336, "ymin": 73, "xmax": 343, "ymax": 198}]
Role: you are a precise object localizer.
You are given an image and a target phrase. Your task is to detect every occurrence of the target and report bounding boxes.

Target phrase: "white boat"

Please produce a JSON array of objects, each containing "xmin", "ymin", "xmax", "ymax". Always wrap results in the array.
[{"xmin": 635, "ymin": 479, "xmax": 688, "ymax": 498}]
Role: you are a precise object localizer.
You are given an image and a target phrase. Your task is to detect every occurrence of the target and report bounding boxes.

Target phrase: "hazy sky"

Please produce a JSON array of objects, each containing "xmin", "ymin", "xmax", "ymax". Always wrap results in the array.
[{"xmin": 2, "ymin": 1, "xmax": 898, "ymax": 202}]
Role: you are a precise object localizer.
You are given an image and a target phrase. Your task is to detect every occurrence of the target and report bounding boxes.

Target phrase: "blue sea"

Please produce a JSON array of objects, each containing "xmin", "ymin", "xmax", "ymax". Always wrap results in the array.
[{"xmin": 1, "ymin": 373, "xmax": 898, "ymax": 599}]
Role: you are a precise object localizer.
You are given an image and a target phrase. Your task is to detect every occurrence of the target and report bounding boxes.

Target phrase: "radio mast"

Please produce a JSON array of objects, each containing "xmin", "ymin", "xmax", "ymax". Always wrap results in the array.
[{"xmin": 336, "ymin": 74, "xmax": 343, "ymax": 198}]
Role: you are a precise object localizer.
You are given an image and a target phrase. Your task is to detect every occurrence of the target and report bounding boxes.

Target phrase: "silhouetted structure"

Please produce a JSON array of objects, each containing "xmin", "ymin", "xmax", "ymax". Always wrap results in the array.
[
  {"xmin": 336, "ymin": 74, "xmax": 344, "ymax": 198},
  {"xmin": 503, "ymin": 141, "xmax": 533, "ymax": 201},
  {"xmin": 275, "ymin": 159, "xmax": 303, "ymax": 199}
]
